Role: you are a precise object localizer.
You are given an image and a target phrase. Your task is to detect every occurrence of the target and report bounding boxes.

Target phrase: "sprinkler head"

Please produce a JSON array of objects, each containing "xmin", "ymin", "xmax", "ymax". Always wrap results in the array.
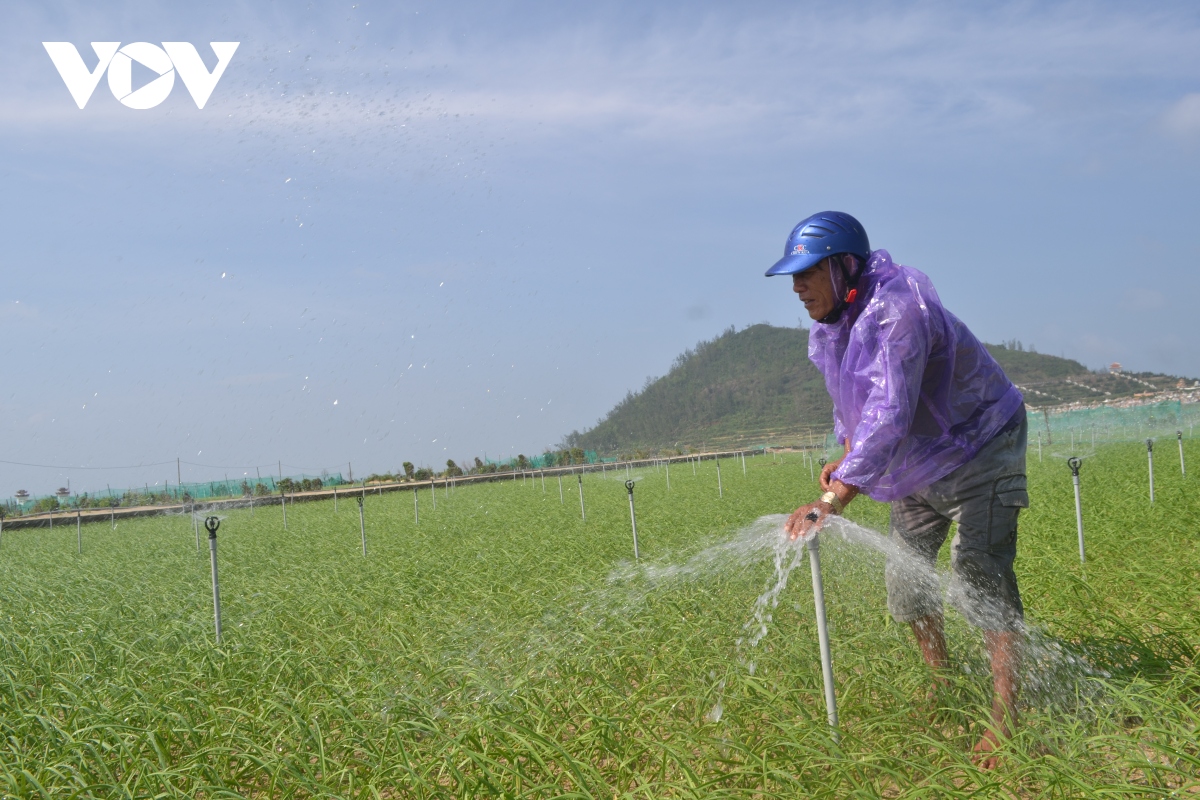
[
  {"xmin": 1146, "ymin": 438, "xmax": 1154, "ymax": 452},
  {"xmin": 1067, "ymin": 456, "xmax": 1082, "ymax": 477},
  {"xmin": 1178, "ymin": 430, "xmax": 1183, "ymax": 440},
  {"xmin": 818, "ymin": 458, "xmax": 827, "ymax": 467},
  {"xmin": 204, "ymin": 516, "xmax": 220, "ymax": 537},
  {"xmin": 357, "ymin": 496, "xmax": 364, "ymax": 508},
  {"xmin": 625, "ymin": 480, "xmax": 635, "ymax": 494}
]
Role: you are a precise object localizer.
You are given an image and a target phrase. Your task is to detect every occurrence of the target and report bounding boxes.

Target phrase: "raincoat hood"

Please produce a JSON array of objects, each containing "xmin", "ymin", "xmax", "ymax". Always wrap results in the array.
[{"xmin": 810, "ymin": 249, "xmax": 1024, "ymax": 501}]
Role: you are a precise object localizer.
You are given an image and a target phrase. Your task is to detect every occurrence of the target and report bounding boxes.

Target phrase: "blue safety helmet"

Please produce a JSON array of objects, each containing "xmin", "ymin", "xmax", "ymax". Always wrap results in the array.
[{"xmin": 765, "ymin": 211, "xmax": 871, "ymax": 277}]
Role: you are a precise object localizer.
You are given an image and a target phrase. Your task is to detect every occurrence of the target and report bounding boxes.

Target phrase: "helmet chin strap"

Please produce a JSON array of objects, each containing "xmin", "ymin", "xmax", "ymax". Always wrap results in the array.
[{"xmin": 817, "ymin": 256, "xmax": 860, "ymax": 324}]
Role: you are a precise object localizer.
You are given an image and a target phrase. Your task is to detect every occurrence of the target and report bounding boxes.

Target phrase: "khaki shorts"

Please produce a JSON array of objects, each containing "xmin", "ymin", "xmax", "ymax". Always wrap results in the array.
[{"xmin": 885, "ymin": 414, "xmax": 1028, "ymax": 631}]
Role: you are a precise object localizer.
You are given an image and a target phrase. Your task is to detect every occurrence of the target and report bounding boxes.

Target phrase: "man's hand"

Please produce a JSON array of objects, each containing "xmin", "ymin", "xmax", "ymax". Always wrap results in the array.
[
  {"xmin": 819, "ymin": 457, "xmax": 842, "ymax": 491},
  {"xmin": 785, "ymin": 500, "xmax": 835, "ymax": 541}
]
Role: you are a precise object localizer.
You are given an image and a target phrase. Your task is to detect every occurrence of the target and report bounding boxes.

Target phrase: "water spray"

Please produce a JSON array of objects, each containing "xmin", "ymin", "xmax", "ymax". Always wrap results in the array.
[
  {"xmin": 205, "ymin": 516, "xmax": 223, "ymax": 644},
  {"xmin": 625, "ymin": 480, "xmax": 640, "ymax": 560},
  {"xmin": 1068, "ymin": 457, "xmax": 1085, "ymax": 564},
  {"xmin": 802, "ymin": 509, "xmax": 839, "ymax": 742},
  {"xmin": 357, "ymin": 496, "xmax": 367, "ymax": 557},
  {"xmin": 1147, "ymin": 439, "xmax": 1155, "ymax": 503},
  {"xmin": 1178, "ymin": 431, "xmax": 1186, "ymax": 477}
]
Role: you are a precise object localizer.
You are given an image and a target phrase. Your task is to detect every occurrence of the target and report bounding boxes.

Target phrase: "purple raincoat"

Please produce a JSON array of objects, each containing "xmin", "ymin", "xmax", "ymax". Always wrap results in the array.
[{"xmin": 811, "ymin": 250, "xmax": 1024, "ymax": 502}]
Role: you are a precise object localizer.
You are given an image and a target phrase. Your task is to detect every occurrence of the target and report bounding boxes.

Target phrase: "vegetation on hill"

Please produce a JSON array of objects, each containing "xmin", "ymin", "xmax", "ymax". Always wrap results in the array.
[
  {"xmin": 564, "ymin": 325, "xmax": 1195, "ymax": 455},
  {"xmin": 563, "ymin": 325, "xmax": 832, "ymax": 454}
]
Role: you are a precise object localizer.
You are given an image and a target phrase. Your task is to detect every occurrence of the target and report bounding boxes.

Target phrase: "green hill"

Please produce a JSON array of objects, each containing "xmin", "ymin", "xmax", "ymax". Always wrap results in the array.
[{"xmin": 562, "ymin": 324, "xmax": 1196, "ymax": 455}]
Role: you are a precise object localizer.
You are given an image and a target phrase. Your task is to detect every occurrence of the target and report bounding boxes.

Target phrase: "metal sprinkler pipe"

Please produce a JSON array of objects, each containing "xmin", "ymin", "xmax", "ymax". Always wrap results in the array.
[
  {"xmin": 76, "ymin": 510, "xmax": 81, "ymax": 554},
  {"xmin": 716, "ymin": 458, "xmax": 723, "ymax": 497},
  {"xmin": 205, "ymin": 516, "xmax": 223, "ymax": 644},
  {"xmin": 625, "ymin": 480, "xmax": 640, "ymax": 560},
  {"xmin": 281, "ymin": 489, "xmax": 288, "ymax": 530},
  {"xmin": 1178, "ymin": 431, "xmax": 1186, "ymax": 477},
  {"xmin": 558, "ymin": 474, "xmax": 564, "ymax": 504},
  {"xmin": 357, "ymin": 496, "xmax": 367, "ymax": 557},
  {"xmin": 803, "ymin": 510, "xmax": 839, "ymax": 741},
  {"xmin": 1068, "ymin": 457, "xmax": 1085, "ymax": 564},
  {"xmin": 1147, "ymin": 439, "xmax": 1155, "ymax": 503},
  {"xmin": 413, "ymin": 486, "xmax": 419, "ymax": 524},
  {"xmin": 665, "ymin": 461, "xmax": 671, "ymax": 490},
  {"xmin": 578, "ymin": 474, "xmax": 586, "ymax": 521}
]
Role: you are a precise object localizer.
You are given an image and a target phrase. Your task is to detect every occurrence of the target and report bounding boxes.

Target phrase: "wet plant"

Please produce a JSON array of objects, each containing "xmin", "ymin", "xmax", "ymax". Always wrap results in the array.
[{"xmin": 0, "ymin": 441, "xmax": 1195, "ymax": 796}]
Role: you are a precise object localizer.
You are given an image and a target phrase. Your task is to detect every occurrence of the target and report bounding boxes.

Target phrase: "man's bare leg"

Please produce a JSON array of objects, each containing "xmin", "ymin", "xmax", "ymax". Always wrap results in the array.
[
  {"xmin": 973, "ymin": 629, "xmax": 1021, "ymax": 769},
  {"xmin": 910, "ymin": 613, "xmax": 951, "ymax": 714},
  {"xmin": 910, "ymin": 613, "xmax": 950, "ymax": 671}
]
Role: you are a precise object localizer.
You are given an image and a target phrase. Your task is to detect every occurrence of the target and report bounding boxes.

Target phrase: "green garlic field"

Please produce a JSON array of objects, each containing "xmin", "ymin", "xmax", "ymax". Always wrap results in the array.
[{"xmin": 0, "ymin": 443, "xmax": 1196, "ymax": 798}]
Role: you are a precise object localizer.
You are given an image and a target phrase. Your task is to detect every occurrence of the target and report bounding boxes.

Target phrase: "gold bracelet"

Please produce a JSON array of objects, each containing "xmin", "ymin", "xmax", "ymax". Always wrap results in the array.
[{"xmin": 819, "ymin": 491, "xmax": 844, "ymax": 514}]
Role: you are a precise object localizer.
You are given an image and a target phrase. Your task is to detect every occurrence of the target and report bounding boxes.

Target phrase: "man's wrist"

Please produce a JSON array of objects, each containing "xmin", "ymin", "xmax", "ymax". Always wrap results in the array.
[{"xmin": 819, "ymin": 491, "xmax": 844, "ymax": 514}]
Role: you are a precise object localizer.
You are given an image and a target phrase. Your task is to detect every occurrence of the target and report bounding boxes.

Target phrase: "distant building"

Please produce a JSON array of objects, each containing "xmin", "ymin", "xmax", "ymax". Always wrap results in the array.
[{"xmin": 1108, "ymin": 362, "xmax": 1122, "ymax": 373}]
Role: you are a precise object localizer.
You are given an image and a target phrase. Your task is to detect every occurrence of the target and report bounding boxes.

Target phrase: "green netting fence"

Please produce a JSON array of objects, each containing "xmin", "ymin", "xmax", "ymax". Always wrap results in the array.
[
  {"xmin": 7, "ymin": 473, "xmax": 346, "ymax": 515},
  {"xmin": 1031, "ymin": 399, "xmax": 1199, "ymax": 446}
]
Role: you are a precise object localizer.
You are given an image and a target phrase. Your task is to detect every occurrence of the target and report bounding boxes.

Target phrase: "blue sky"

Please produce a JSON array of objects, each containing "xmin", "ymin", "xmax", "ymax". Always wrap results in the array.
[{"xmin": 2, "ymin": 0, "xmax": 1199, "ymax": 496}]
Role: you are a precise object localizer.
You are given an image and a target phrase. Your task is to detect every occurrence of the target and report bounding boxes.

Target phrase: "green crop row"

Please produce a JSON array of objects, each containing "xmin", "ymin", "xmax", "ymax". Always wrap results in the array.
[{"xmin": 0, "ymin": 443, "xmax": 1195, "ymax": 797}]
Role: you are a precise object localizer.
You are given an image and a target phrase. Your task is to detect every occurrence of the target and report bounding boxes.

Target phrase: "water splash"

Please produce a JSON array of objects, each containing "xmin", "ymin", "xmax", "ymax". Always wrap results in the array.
[{"xmin": 613, "ymin": 513, "xmax": 1111, "ymax": 721}]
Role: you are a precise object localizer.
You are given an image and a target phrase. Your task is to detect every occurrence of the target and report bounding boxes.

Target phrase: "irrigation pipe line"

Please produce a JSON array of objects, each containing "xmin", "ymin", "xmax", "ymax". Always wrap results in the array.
[
  {"xmin": 205, "ymin": 516, "xmax": 223, "ymax": 645},
  {"xmin": 1147, "ymin": 439, "xmax": 1155, "ymax": 503},
  {"xmin": 1068, "ymin": 457, "xmax": 1085, "ymax": 564},
  {"xmin": 357, "ymin": 496, "xmax": 367, "ymax": 557},
  {"xmin": 578, "ymin": 474, "xmax": 586, "ymax": 521},
  {"xmin": 625, "ymin": 480, "xmax": 640, "ymax": 561},
  {"xmin": 803, "ymin": 510, "xmax": 839, "ymax": 742},
  {"xmin": 1179, "ymin": 431, "xmax": 1186, "ymax": 477}
]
